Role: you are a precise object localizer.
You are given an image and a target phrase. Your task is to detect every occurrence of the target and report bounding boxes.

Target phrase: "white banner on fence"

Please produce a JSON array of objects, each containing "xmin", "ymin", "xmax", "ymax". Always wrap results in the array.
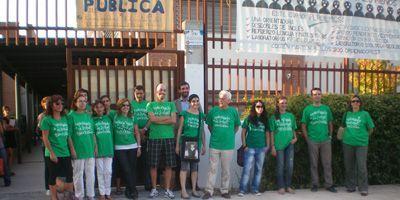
[{"xmin": 236, "ymin": 0, "xmax": 400, "ymax": 60}]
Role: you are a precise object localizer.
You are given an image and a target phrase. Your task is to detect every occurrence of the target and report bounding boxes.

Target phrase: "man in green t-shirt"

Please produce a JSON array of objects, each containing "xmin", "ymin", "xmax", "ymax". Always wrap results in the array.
[
  {"xmin": 131, "ymin": 85, "xmax": 151, "ymax": 191},
  {"xmin": 301, "ymin": 88, "xmax": 337, "ymax": 193},
  {"xmin": 203, "ymin": 90, "xmax": 240, "ymax": 199},
  {"xmin": 146, "ymin": 83, "xmax": 177, "ymax": 199}
]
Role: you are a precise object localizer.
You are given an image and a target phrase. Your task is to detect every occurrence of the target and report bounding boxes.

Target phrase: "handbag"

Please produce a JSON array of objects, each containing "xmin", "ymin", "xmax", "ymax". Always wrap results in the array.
[
  {"xmin": 237, "ymin": 146, "xmax": 245, "ymax": 167},
  {"xmin": 180, "ymin": 111, "xmax": 202, "ymax": 162}
]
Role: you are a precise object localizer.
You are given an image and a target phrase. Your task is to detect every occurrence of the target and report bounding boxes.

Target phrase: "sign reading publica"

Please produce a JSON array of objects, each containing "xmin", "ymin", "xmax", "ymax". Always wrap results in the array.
[{"xmin": 76, "ymin": 0, "xmax": 174, "ymax": 32}]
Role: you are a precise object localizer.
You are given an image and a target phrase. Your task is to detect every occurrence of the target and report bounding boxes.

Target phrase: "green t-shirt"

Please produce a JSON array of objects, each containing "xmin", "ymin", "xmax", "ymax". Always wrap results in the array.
[
  {"xmin": 107, "ymin": 109, "xmax": 117, "ymax": 120},
  {"xmin": 342, "ymin": 111, "xmax": 375, "ymax": 146},
  {"xmin": 40, "ymin": 115, "xmax": 70, "ymax": 157},
  {"xmin": 131, "ymin": 100, "xmax": 149, "ymax": 129},
  {"xmin": 270, "ymin": 112, "xmax": 297, "ymax": 151},
  {"xmin": 242, "ymin": 117, "xmax": 269, "ymax": 148},
  {"xmin": 206, "ymin": 106, "xmax": 240, "ymax": 150},
  {"xmin": 179, "ymin": 111, "xmax": 205, "ymax": 148},
  {"xmin": 301, "ymin": 104, "xmax": 333, "ymax": 142},
  {"xmin": 68, "ymin": 111, "xmax": 95, "ymax": 159},
  {"xmin": 93, "ymin": 115, "xmax": 114, "ymax": 157},
  {"xmin": 113, "ymin": 114, "xmax": 137, "ymax": 145},
  {"xmin": 146, "ymin": 101, "xmax": 177, "ymax": 139}
]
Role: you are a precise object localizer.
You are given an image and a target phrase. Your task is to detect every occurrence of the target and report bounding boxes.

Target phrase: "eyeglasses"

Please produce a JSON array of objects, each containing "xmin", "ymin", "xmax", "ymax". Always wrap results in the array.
[{"xmin": 351, "ymin": 100, "xmax": 361, "ymax": 103}]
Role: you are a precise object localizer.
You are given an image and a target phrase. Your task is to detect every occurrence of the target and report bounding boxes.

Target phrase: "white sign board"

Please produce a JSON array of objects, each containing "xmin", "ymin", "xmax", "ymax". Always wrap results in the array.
[{"xmin": 237, "ymin": 0, "xmax": 400, "ymax": 60}]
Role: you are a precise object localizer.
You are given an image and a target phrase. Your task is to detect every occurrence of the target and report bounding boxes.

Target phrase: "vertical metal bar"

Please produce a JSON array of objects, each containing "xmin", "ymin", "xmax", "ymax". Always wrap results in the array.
[
  {"xmin": 260, "ymin": 60, "xmax": 263, "ymax": 98},
  {"xmin": 65, "ymin": 0, "xmax": 68, "ymax": 45},
  {"xmin": 228, "ymin": 59, "xmax": 232, "ymax": 90},
  {"xmin": 154, "ymin": 33, "xmax": 158, "ymax": 48},
  {"xmin": 120, "ymin": 31, "xmax": 123, "ymax": 47},
  {"xmin": 87, "ymin": 58, "xmax": 92, "ymax": 99},
  {"xmin": 340, "ymin": 63, "xmax": 343, "ymax": 94},
  {"xmin": 244, "ymin": 59, "xmax": 248, "ymax": 101},
  {"xmin": 371, "ymin": 65, "xmax": 374, "ymax": 94},
  {"xmin": 6, "ymin": 0, "xmax": 10, "ymax": 46},
  {"xmin": 132, "ymin": 58, "xmax": 136, "ymax": 86},
  {"xmin": 94, "ymin": 31, "xmax": 97, "ymax": 47},
  {"xmin": 297, "ymin": 61, "xmax": 300, "ymax": 95},
  {"xmin": 15, "ymin": 0, "xmax": 19, "ymax": 45},
  {"xmin": 168, "ymin": 64, "xmax": 172, "ymax": 101},
  {"xmin": 45, "ymin": 0, "xmax": 48, "ymax": 46},
  {"xmin": 267, "ymin": 60, "xmax": 271, "ymax": 96},
  {"xmin": 163, "ymin": 33, "xmax": 166, "ymax": 48},
  {"xmin": 146, "ymin": 32, "xmax": 149, "ymax": 48},
  {"xmin": 236, "ymin": 59, "xmax": 240, "ymax": 107},
  {"xmin": 275, "ymin": 60, "xmax": 278, "ymax": 95},
  {"xmin": 196, "ymin": 0, "xmax": 199, "ymax": 21},
  {"xmin": 219, "ymin": 0, "xmax": 223, "ymax": 48},
  {"xmin": 356, "ymin": 63, "xmax": 360, "ymax": 93},
  {"xmin": 351, "ymin": 62, "xmax": 355, "ymax": 93},
  {"xmin": 203, "ymin": 0, "xmax": 208, "ymax": 112},
  {"xmin": 55, "ymin": 0, "xmax": 58, "ymax": 46},
  {"xmin": 251, "ymin": 59, "xmax": 255, "ymax": 101},
  {"xmin": 150, "ymin": 63, "xmax": 155, "ymax": 101},
  {"xmin": 290, "ymin": 61, "xmax": 294, "ymax": 95},
  {"xmin": 111, "ymin": 31, "xmax": 115, "ymax": 47},
  {"xmin": 66, "ymin": 48, "xmax": 75, "ymax": 102},
  {"xmin": 138, "ymin": 32, "xmax": 141, "ymax": 47},
  {"xmin": 220, "ymin": 59, "xmax": 224, "ymax": 92},
  {"xmin": 333, "ymin": 63, "xmax": 336, "ymax": 93},
  {"xmin": 304, "ymin": 62, "xmax": 308, "ymax": 94},
  {"xmin": 228, "ymin": 0, "xmax": 232, "ymax": 49},
  {"xmin": 106, "ymin": 58, "xmax": 110, "ymax": 96},
  {"xmin": 102, "ymin": 31, "xmax": 106, "ymax": 47},
  {"xmin": 35, "ymin": 0, "xmax": 39, "ymax": 45},
  {"xmin": 128, "ymin": 32, "xmax": 132, "ymax": 47},
  {"xmin": 78, "ymin": 58, "xmax": 82, "ymax": 89},
  {"xmin": 115, "ymin": 58, "xmax": 119, "ymax": 100},
  {"xmin": 312, "ymin": 62, "xmax": 315, "ymax": 88},
  {"xmin": 211, "ymin": 58, "xmax": 215, "ymax": 106},
  {"xmin": 74, "ymin": 30, "xmax": 78, "ymax": 46},
  {"xmin": 282, "ymin": 60, "xmax": 286, "ymax": 96},
  {"xmin": 84, "ymin": 31, "xmax": 88, "ymax": 46},
  {"xmin": 326, "ymin": 62, "xmax": 329, "ymax": 94},
  {"xmin": 179, "ymin": 0, "xmax": 182, "ymax": 27},
  {"xmin": 319, "ymin": 62, "xmax": 322, "ymax": 91},
  {"xmin": 96, "ymin": 58, "xmax": 100, "ymax": 98},
  {"xmin": 14, "ymin": 74, "xmax": 22, "ymax": 163},
  {"xmin": 188, "ymin": 0, "xmax": 191, "ymax": 21},
  {"xmin": 25, "ymin": 0, "xmax": 28, "ymax": 46},
  {"xmin": 124, "ymin": 58, "xmax": 128, "ymax": 98},
  {"xmin": 212, "ymin": 0, "xmax": 215, "ymax": 48}
]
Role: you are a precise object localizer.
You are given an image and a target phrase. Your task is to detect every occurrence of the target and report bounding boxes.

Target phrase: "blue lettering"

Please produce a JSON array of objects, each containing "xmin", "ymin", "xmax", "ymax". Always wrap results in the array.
[
  {"xmin": 84, "ymin": 0, "xmax": 94, "ymax": 12},
  {"xmin": 109, "ymin": 0, "xmax": 117, "ymax": 11},
  {"xmin": 152, "ymin": 0, "xmax": 164, "ymax": 13},
  {"xmin": 119, "ymin": 0, "xmax": 127, "ymax": 12},
  {"xmin": 140, "ymin": 0, "xmax": 151, "ymax": 13},
  {"xmin": 97, "ymin": 0, "xmax": 107, "ymax": 12},
  {"xmin": 128, "ymin": 0, "xmax": 138, "ymax": 12}
]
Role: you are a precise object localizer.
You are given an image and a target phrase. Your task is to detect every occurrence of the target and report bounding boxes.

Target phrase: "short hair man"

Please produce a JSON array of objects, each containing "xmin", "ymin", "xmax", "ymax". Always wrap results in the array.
[
  {"xmin": 146, "ymin": 83, "xmax": 177, "ymax": 199},
  {"xmin": 301, "ymin": 88, "xmax": 337, "ymax": 193},
  {"xmin": 203, "ymin": 90, "xmax": 240, "ymax": 199}
]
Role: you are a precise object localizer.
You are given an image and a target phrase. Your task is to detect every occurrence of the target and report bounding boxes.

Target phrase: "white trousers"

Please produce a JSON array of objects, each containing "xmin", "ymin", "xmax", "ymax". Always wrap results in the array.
[
  {"xmin": 96, "ymin": 157, "xmax": 113, "ymax": 195},
  {"xmin": 72, "ymin": 158, "xmax": 95, "ymax": 198}
]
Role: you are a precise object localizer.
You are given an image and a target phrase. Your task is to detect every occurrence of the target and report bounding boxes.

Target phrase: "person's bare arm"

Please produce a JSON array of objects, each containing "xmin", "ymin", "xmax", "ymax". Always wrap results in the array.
[{"xmin": 42, "ymin": 130, "xmax": 58, "ymax": 163}]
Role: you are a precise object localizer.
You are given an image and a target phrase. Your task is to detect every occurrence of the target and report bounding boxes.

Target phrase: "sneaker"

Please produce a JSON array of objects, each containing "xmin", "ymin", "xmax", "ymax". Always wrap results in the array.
[
  {"xmin": 361, "ymin": 191, "xmax": 368, "ymax": 196},
  {"xmin": 346, "ymin": 188, "xmax": 356, "ymax": 193},
  {"xmin": 149, "ymin": 189, "xmax": 159, "ymax": 198},
  {"xmin": 278, "ymin": 188, "xmax": 285, "ymax": 195},
  {"xmin": 254, "ymin": 191, "xmax": 261, "ymax": 196},
  {"xmin": 237, "ymin": 192, "xmax": 245, "ymax": 197},
  {"xmin": 286, "ymin": 187, "xmax": 295, "ymax": 194},
  {"xmin": 311, "ymin": 185, "xmax": 318, "ymax": 192},
  {"xmin": 46, "ymin": 190, "xmax": 51, "ymax": 196},
  {"xmin": 221, "ymin": 193, "xmax": 231, "ymax": 199},
  {"xmin": 202, "ymin": 192, "xmax": 212, "ymax": 199},
  {"xmin": 326, "ymin": 186, "xmax": 338, "ymax": 193},
  {"xmin": 164, "ymin": 189, "xmax": 175, "ymax": 199}
]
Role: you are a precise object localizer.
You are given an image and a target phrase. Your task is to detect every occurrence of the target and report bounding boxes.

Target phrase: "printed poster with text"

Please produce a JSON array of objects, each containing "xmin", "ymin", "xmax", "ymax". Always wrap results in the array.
[{"xmin": 237, "ymin": 0, "xmax": 400, "ymax": 60}]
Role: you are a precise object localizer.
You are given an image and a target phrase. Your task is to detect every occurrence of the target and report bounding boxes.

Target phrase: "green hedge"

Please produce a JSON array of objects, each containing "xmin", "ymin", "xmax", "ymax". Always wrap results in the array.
[{"xmin": 243, "ymin": 94, "xmax": 400, "ymax": 190}]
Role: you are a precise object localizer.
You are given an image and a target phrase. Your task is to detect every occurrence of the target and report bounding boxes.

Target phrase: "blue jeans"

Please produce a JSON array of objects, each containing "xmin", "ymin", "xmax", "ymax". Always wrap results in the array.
[
  {"xmin": 276, "ymin": 144, "xmax": 294, "ymax": 189},
  {"xmin": 239, "ymin": 147, "xmax": 267, "ymax": 193},
  {"xmin": 0, "ymin": 147, "xmax": 11, "ymax": 185}
]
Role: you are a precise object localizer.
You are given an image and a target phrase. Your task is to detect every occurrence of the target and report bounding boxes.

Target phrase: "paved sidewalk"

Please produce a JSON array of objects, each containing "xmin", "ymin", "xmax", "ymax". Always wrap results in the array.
[{"xmin": 1, "ymin": 146, "xmax": 399, "ymax": 200}]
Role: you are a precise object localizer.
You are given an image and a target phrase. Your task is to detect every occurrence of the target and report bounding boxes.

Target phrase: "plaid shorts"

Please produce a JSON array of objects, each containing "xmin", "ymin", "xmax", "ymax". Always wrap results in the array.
[{"xmin": 147, "ymin": 138, "xmax": 176, "ymax": 168}]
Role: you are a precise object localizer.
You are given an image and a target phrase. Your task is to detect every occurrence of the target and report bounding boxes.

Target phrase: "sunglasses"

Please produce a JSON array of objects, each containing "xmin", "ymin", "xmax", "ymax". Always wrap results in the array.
[
  {"xmin": 255, "ymin": 105, "xmax": 263, "ymax": 108},
  {"xmin": 54, "ymin": 102, "xmax": 63, "ymax": 106},
  {"xmin": 122, "ymin": 104, "xmax": 130, "ymax": 107},
  {"xmin": 351, "ymin": 100, "xmax": 361, "ymax": 103}
]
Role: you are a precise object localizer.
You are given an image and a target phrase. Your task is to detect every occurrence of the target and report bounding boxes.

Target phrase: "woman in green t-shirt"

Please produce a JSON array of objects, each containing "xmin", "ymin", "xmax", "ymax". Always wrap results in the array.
[
  {"xmin": 68, "ymin": 95, "xmax": 96, "ymax": 200},
  {"xmin": 270, "ymin": 96, "xmax": 297, "ymax": 195},
  {"xmin": 40, "ymin": 95, "xmax": 74, "ymax": 200},
  {"xmin": 113, "ymin": 98, "xmax": 141, "ymax": 199},
  {"xmin": 175, "ymin": 94, "xmax": 206, "ymax": 199},
  {"xmin": 238, "ymin": 100, "xmax": 270, "ymax": 196},
  {"xmin": 92, "ymin": 100, "xmax": 114, "ymax": 199},
  {"xmin": 342, "ymin": 95, "xmax": 374, "ymax": 196}
]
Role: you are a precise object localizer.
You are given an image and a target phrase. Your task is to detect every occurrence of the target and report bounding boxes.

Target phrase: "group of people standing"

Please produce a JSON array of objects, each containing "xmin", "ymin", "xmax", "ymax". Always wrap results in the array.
[{"xmin": 35, "ymin": 83, "xmax": 374, "ymax": 200}]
